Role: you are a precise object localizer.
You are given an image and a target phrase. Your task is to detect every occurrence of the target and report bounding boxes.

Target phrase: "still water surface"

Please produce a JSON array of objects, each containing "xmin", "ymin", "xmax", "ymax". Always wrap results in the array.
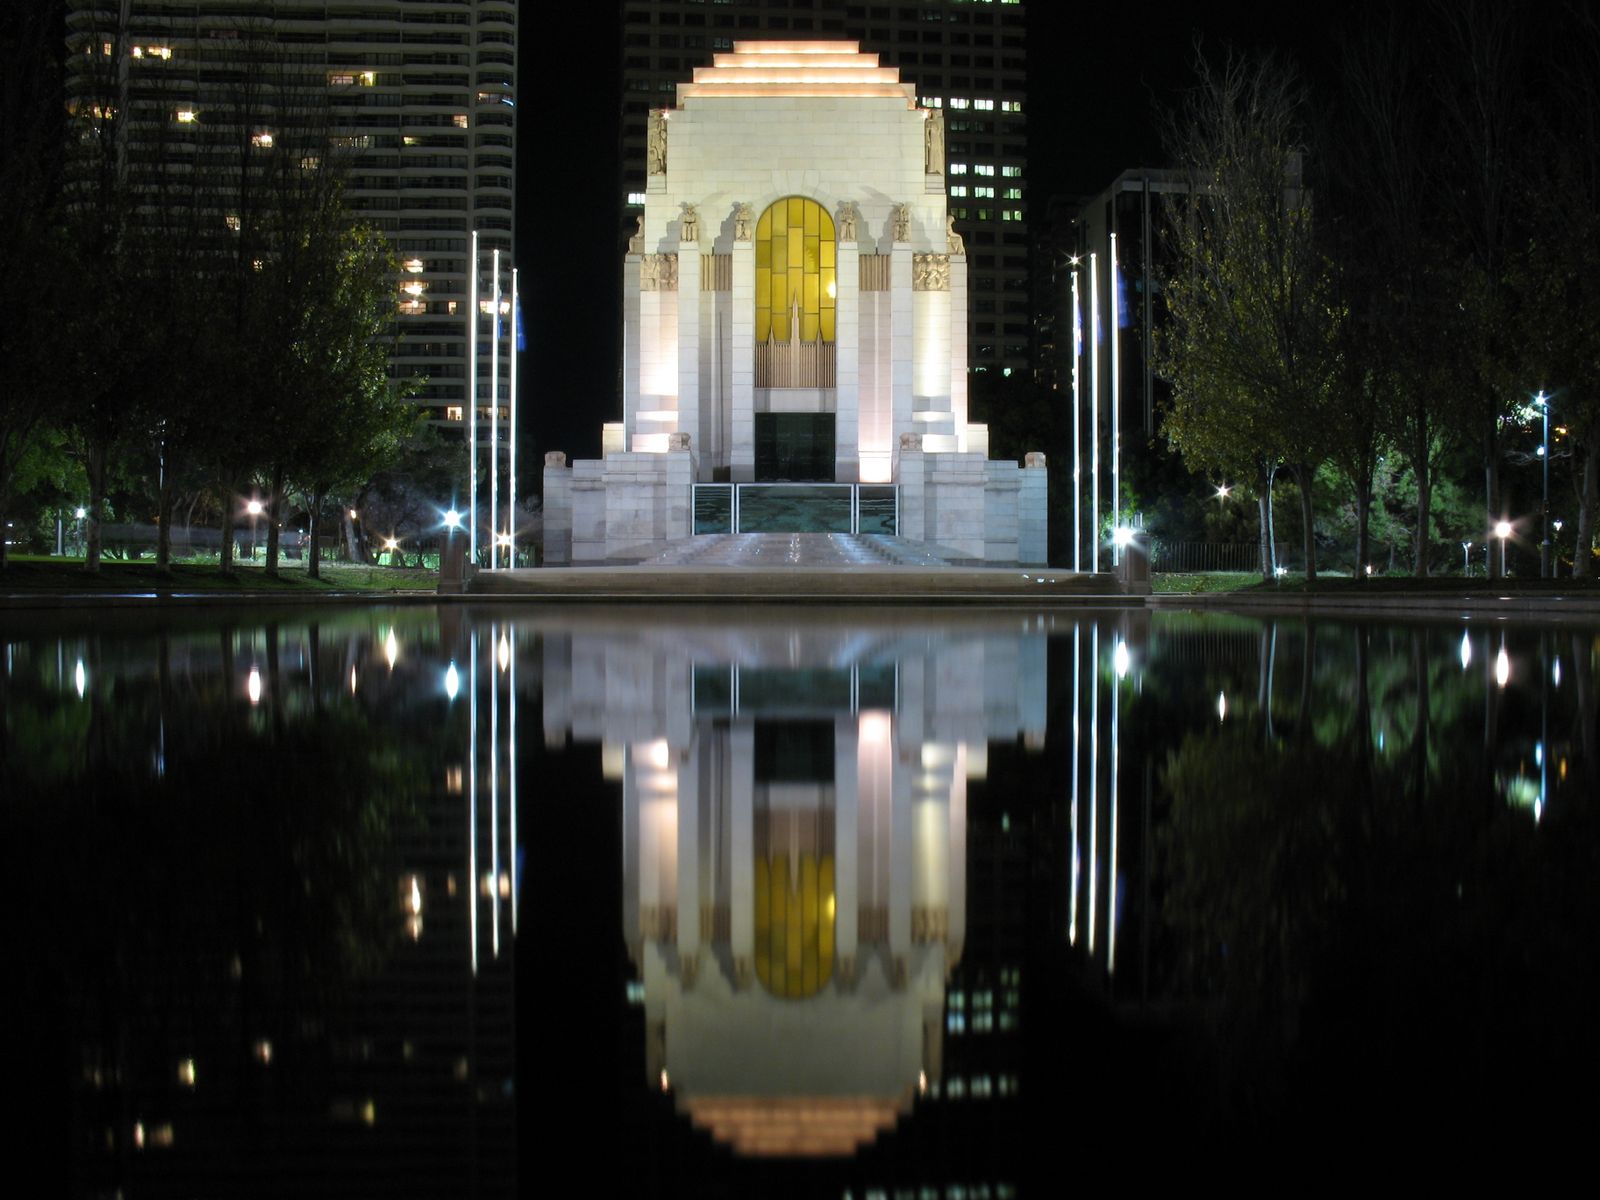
[{"xmin": 7, "ymin": 604, "xmax": 1597, "ymax": 1194}]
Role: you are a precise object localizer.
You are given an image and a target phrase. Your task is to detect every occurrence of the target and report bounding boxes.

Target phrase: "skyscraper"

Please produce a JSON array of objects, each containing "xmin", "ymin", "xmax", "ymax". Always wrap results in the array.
[
  {"xmin": 62, "ymin": 1, "xmax": 516, "ymax": 452},
  {"xmin": 620, "ymin": 0, "xmax": 1028, "ymax": 379}
]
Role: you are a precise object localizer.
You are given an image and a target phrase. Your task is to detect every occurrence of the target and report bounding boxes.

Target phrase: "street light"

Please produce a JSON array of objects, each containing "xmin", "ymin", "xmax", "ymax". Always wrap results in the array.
[
  {"xmin": 1495, "ymin": 519, "xmax": 1512, "ymax": 576},
  {"xmin": 1534, "ymin": 390, "xmax": 1551, "ymax": 577},
  {"xmin": 246, "ymin": 498, "xmax": 263, "ymax": 562},
  {"xmin": 1462, "ymin": 541, "xmax": 1472, "ymax": 576}
]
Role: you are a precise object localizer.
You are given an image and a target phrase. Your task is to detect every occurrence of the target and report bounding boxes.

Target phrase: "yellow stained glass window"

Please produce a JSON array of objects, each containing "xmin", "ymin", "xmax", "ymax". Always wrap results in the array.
[
  {"xmin": 755, "ymin": 197, "xmax": 836, "ymax": 345},
  {"xmin": 754, "ymin": 852, "xmax": 836, "ymax": 999}
]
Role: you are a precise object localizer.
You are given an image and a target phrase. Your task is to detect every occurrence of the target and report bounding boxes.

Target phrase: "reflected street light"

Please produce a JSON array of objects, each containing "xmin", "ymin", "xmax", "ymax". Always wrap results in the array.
[{"xmin": 1495, "ymin": 520, "xmax": 1512, "ymax": 576}]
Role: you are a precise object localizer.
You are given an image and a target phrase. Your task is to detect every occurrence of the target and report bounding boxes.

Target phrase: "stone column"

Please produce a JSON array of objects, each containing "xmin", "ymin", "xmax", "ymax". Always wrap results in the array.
[
  {"xmin": 541, "ymin": 451, "xmax": 571, "ymax": 565},
  {"xmin": 729, "ymin": 721, "xmax": 755, "ymax": 989},
  {"xmin": 890, "ymin": 229, "xmax": 915, "ymax": 452},
  {"xmin": 665, "ymin": 433, "xmax": 696, "ymax": 542},
  {"xmin": 836, "ymin": 227, "xmax": 861, "ymax": 482},
  {"xmin": 949, "ymin": 251, "xmax": 969, "ymax": 445},
  {"xmin": 623, "ymin": 256, "xmax": 641, "ymax": 444},
  {"xmin": 730, "ymin": 226, "xmax": 756, "ymax": 482},
  {"xmin": 896, "ymin": 433, "xmax": 925, "ymax": 543},
  {"xmin": 677, "ymin": 241, "xmax": 701, "ymax": 464},
  {"xmin": 676, "ymin": 744, "xmax": 700, "ymax": 988},
  {"xmin": 1020, "ymin": 451, "xmax": 1048, "ymax": 566},
  {"xmin": 835, "ymin": 715, "xmax": 860, "ymax": 984},
  {"xmin": 889, "ymin": 740, "xmax": 912, "ymax": 989}
]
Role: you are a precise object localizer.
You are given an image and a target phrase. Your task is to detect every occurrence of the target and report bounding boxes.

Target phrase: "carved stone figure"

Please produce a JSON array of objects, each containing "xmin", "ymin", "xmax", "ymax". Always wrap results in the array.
[
  {"xmin": 680, "ymin": 202, "xmax": 699, "ymax": 244},
  {"xmin": 900, "ymin": 432, "xmax": 924, "ymax": 452},
  {"xmin": 647, "ymin": 109, "xmax": 667, "ymax": 175},
  {"xmin": 924, "ymin": 110, "xmax": 945, "ymax": 174},
  {"xmin": 734, "ymin": 202, "xmax": 754, "ymax": 241},
  {"xmin": 893, "ymin": 203, "xmax": 911, "ymax": 242},
  {"xmin": 627, "ymin": 215, "xmax": 643, "ymax": 255},
  {"xmin": 913, "ymin": 253, "xmax": 950, "ymax": 291},
  {"xmin": 946, "ymin": 214, "xmax": 965, "ymax": 256},
  {"xmin": 667, "ymin": 431, "xmax": 692, "ymax": 451},
  {"xmin": 544, "ymin": 451, "xmax": 567, "ymax": 468},
  {"xmin": 837, "ymin": 201, "xmax": 858, "ymax": 242},
  {"xmin": 640, "ymin": 253, "xmax": 678, "ymax": 291}
]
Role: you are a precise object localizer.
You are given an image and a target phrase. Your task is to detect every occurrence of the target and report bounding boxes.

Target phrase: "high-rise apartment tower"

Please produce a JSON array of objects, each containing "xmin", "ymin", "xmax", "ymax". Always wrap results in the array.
[{"xmin": 63, "ymin": 1, "xmax": 516, "ymax": 452}]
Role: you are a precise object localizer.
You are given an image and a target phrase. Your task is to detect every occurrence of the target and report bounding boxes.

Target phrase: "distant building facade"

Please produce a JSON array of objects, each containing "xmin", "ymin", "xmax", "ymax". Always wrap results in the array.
[
  {"xmin": 544, "ymin": 41, "xmax": 1045, "ymax": 564},
  {"xmin": 62, "ymin": 0, "xmax": 516, "ymax": 451}
]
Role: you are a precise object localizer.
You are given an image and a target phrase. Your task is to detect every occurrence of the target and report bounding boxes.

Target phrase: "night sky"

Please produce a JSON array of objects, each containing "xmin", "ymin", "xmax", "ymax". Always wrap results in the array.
[{"xmin": 517, "ymin": 2, "xmax": 1339, "ymax": 464}]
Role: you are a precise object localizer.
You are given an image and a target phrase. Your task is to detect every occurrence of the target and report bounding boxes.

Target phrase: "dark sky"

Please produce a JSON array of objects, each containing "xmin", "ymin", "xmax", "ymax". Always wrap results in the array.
[{"xmin": 517, "ymin": 2, "xmax": 1340, "ymax": 463}]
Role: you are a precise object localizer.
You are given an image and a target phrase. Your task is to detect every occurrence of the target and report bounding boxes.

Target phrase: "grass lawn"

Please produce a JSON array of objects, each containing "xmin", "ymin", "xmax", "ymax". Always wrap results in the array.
[
  {"xmin": 0, "ymin": 555, "xmax": 438, "ymax": 593},
  {"xmin": 1154, "ymin": 569, "xmax": 1600, "ymax": 595}
]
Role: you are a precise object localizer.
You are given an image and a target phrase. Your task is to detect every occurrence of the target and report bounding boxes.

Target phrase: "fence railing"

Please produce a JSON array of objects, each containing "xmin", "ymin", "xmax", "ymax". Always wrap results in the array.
[
  {"xmin": 1150, "ymin": 540, "xmax": 1288, "ymax": 573},
  {"xmin": 692, "ymin": 484, "xmax": 898, "ymax": 535}
]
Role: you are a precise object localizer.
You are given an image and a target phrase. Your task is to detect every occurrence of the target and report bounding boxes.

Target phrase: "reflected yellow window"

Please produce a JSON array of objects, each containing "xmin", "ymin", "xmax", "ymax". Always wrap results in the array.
[{"xmin": 754, "ymin": 197, "xmax": 836, "ymax": 345}]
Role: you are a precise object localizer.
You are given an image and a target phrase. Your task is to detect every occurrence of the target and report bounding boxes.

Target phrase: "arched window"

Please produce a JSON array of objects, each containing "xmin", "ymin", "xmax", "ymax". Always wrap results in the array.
[
  {"xmin": 755, "ymin": 197, "xmax": 836, "ymax": 344},
  {"xmin": 754, "ymin": 851, "xmax": 836, "ymax": 998}
]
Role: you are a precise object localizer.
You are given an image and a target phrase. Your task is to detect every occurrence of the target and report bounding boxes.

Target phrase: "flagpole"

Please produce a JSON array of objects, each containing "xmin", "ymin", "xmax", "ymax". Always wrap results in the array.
[
  {"xmin": 509, "ymin": 266, "xmax": 519, "ymax": 569},
  {"xmin": 467, "ymin": 230, "xmax": 479, "ymax": 567},
  {"xmin": 489, "ymin": 249, "xmax": 501, "ymax": 569}
]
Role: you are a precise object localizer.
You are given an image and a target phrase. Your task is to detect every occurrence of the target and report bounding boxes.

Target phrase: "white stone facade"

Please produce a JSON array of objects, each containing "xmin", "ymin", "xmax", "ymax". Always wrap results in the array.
[{"xmin": 544, "ymin": 42, "xmax": 1045, "ymax": 565}]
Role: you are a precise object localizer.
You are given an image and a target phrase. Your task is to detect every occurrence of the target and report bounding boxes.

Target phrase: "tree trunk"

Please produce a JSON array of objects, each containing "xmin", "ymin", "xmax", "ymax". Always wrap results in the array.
[
  {"xmin": 1574, "ymin": 440, "xmax": 1598, "ymax": 579},
  {"xmin": 1296, "ymin": 463, "xmax": 1317, "ymax": 582},
  {"xmin": 1258, "ymin": 461, "xmax": 1274, "ymax": 581},
  {"xmin": 1355, "ymin": 481, "xmax": 1370, "ymax": 580},
  {"xmin": 1415, "ymin": 460, "xmax": 1433, "ymax": 579},
  {"xmin": 84, "ymin": 441, "xmax": 107, "ymax": 573},
  {"xmin": 341, "ymin": 506, "xmax": 362, "ymax": 563},
  {"xmin": 264, "ymin": 463, "xmax": 284, "ymax": 578},
  {"xmin": 219, "ymin": 482, "xmax": 236, "ymax": 575},
  {"xmin": 307, "ymin": 488, "xmax": 324, "ymax": 580},
  {"xmin": 156, "ymin": 466, "xmax": 175, "ymax": 574},
  {"xmin": 1484, "ymin": 440, "xmax": 1501, "ymax": 580},
  {"xmin": 0, "ymin": 442, "xmax": 10, "ymax": 570}
]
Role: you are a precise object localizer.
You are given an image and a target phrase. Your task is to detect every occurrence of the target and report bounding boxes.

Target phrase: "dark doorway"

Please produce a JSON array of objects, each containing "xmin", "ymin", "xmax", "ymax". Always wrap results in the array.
[{"xmin": 754, "ymin": 413, "xmax": 835, "ymax": 481}]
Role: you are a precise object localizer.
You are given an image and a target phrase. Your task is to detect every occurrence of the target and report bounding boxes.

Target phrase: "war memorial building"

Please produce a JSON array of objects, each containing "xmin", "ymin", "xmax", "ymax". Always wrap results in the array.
[{"xmin": 542, "ymin": 41, "xmax": 1046, "ymax": 566}]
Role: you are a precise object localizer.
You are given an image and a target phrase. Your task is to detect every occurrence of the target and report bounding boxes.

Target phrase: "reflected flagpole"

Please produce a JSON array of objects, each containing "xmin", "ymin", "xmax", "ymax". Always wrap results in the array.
[
  {"xmin": 489, "ymin": 248, "xmax": 501, "ymax": 570},
  {"xmin": 1071, "ymin": 264, "xmax": 1082, "ymax": 573},
  {"xmin": 467, "ymin": 231, "xmax": 479, "ymax": 567},
  {"xmin": 1089, "ymin": 252, "xmax": 1101, "ymax": 574},
  {"xmin": 509, "ymin": 267, "xmax": 519, "ymax": 568},
  {"xmin": 1110, "ymin": 233, "xmax": 1121, "ymax": 566}
]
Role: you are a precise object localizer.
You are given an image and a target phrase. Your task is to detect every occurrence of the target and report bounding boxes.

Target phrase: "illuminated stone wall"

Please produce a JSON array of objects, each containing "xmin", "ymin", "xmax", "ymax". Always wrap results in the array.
[{"xmin": 543, "ymin": 42, "xmax": 1045, "ymax": 565}]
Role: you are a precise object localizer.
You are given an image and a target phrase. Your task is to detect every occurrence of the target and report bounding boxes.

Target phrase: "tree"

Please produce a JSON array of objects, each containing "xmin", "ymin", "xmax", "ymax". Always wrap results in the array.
[
  {"xmin": 1505, "ymin": 7, "xmax": 1600, "ymax": 577},
  {"xmin": 1324, "ymin": 9, "xmax": 1453, "ymax": 577},
  {"xmin": 1157, "ymin": 48, "xmax": 1343, "ymax": 581},
  {"xmin": 276, "ymin": 222, "xmax": 418, "ymax": 580},
  {"xmin": 0, "ymin": 1, "xmax": 70, "ymax": 570},
  {"xmin": 1430, "ymin": 0, "xmax": 1534, "ymax": 579}
]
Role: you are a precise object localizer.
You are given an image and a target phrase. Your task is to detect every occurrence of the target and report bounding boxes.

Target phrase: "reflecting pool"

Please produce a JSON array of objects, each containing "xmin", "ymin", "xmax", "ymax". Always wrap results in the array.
[{"xmin": 7, "ymin": 605, "xmax": 1597, "ymax": 1194}]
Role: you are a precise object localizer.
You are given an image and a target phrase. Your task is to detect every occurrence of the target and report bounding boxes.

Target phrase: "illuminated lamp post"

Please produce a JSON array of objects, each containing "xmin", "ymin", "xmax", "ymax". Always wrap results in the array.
[
  {"xmin": 1495, "ymin": 519, "xmax": 1513, "ymax": 576},
  {"xmin": 246, "ymin": 498, "xmax": 263, "ymax": 562},
  {"xmin": 1461, "ymin": 541, "xmax": 1472, "ymax": 577}
]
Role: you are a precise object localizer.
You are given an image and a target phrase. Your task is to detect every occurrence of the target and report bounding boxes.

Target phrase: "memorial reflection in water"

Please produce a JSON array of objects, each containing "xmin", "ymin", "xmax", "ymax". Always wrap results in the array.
[
  {"xmin": 10, "ymin": 606, "xmax": 1596, "ymax": 1194},
  {"xmin": 538, "ymin": 611, "xmax": 1086, "ymax": 1158}
]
